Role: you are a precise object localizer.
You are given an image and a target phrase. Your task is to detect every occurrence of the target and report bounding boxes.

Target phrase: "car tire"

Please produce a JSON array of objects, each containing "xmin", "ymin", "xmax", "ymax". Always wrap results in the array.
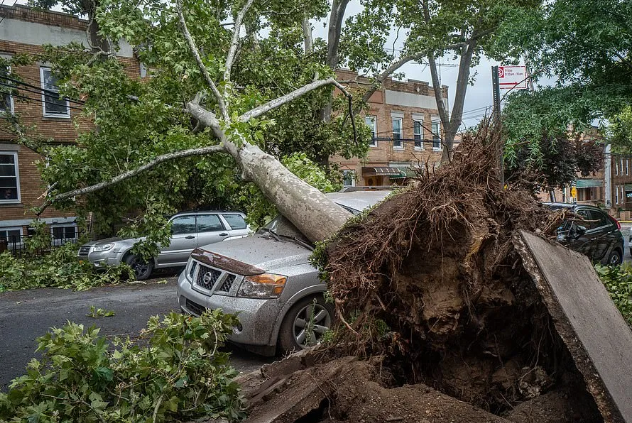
[
  {"xmin": 607, "ymin": 249, "xmax": 623, "ymax": 266},
  {"xmin": 124, "ymin": 254, "xmax": 154, "ymax": 280},
  {"xmin": 278, "ymin": 295, "xmax": 334, "ymax": 354}
]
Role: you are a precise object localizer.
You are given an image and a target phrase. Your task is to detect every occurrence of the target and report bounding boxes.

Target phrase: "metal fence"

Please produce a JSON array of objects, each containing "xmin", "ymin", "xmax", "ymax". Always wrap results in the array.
[{"xmin": 0, "ymin": 230, "xmax": 82, "ymax": 256}]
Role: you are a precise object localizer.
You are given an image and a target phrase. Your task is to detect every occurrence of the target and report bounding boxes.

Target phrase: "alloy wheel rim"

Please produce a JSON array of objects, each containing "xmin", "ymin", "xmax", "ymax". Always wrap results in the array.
[{"xmin": 292, "ymin": 303, "xmax": 331, "ymax": 348}]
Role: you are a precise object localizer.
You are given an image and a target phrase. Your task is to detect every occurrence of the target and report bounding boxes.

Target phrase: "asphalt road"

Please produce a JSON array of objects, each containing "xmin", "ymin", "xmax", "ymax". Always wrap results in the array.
[{"xmin": 0, "ymin": 275, "xmax": 273, "ymax": 392}]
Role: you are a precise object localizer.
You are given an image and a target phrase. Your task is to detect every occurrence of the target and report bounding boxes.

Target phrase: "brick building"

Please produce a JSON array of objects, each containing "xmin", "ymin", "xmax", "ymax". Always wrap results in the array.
[
  {"xmin": 0, "ymin": 5, "xmax": 140, "ymax": 248},
  {"xmin": 333, "ymin": 69, "xmax": 450, "ymax": 187}
]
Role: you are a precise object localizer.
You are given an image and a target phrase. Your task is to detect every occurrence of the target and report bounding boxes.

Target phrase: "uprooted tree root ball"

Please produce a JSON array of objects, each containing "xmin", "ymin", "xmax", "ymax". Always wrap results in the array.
[{"xmin": 312, "ymin": 127, "xmax": 604, "ymax": 422}]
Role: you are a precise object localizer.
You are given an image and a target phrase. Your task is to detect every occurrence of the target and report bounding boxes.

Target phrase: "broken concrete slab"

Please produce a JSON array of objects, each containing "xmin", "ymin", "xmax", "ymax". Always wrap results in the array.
[{"xmin": 516, "ymin": 230, "xmax": 632, "ymax": 423}]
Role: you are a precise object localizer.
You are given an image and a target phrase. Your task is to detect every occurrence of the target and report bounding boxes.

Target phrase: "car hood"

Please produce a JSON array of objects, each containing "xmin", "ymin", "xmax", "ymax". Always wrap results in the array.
[{"xmin": 194, "ymin": 234, "xmax": 312, "ymax": 274}]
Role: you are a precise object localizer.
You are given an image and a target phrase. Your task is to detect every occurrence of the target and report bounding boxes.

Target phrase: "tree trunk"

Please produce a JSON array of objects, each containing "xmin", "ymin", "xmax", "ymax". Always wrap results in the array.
[{"xmin": 187, "ymin": 103, "xmax": 351, "ymax": 243}]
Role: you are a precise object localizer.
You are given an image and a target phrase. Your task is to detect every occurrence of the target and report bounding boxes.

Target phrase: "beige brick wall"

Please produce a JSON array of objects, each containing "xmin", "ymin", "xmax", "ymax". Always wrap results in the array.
[{"xmin": 333, "ymin": 69, "xmax": 447, "ymax": 186}]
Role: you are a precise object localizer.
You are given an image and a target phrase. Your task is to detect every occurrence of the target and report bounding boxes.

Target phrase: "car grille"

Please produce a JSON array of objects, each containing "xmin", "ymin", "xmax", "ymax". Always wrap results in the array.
[
  {"xmin": 192, "ymin": 263, "xmax": 238, "ymax": 294},
  {"xmin": 185, "ymin": 298, "xmax": 206, "ymax": 316},
  {"xmin": 78, "ymin": 245, "xmax": 91, "ymax": 256}
]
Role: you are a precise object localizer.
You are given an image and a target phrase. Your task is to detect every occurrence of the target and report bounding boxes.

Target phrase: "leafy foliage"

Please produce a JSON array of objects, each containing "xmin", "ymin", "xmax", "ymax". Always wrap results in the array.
[
  {"xmin": 502, "ymin": 0, "xmax": 632, "ymax": 159},
  {"xmin": 0, "ymin": 243, "xmax": 129, "ymax": 292},
  {"xmin": 595, "ymin": 263, "xmax": 632, "ymax": 327},
  {"xmin": 0, "ymin": 311, "xmax": 245, "ymax": 422},
  {"xmin": 505, "ymin": 132, "xmax": 603, "ymax": 190}
]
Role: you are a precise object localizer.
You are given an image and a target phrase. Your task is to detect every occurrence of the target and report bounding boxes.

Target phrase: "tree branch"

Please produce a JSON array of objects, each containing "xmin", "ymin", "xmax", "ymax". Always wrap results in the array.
[
  {"xmin": 238, "ymin": 78, "xmax": 346, "ymax": 122},
  {"xmin": 37, "ymin": 144, "xmax": 227, "ymax": 214},
  {"xmin": 224, "ymin": 0, "xmax": 256, "ymax": 86},
  {"xmin": 302, "ymin": 15, "xmax": 313, "ymax": 55},
  {"xmin": 176, "ymin": 0, "xmax": 229, "ymax": 121}
]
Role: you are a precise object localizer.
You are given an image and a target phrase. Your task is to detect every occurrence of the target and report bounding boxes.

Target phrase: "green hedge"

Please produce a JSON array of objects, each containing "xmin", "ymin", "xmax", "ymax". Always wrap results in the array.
[{"xmin": 596, "ymin": 263, "xmax": 632, "ymax": 327}]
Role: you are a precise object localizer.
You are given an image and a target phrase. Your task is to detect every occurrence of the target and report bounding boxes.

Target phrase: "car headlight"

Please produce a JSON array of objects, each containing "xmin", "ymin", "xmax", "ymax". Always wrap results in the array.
[
  {"xmin": 92, "ymin": 243, "xmax": 115, "ymax": 252},
  {"xmin": 237, "ymin": 273, "xmax": 287, "ymax": 299}
]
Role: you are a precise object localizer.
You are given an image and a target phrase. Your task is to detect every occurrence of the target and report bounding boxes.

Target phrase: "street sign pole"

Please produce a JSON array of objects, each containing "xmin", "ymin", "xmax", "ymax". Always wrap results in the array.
[{"xmin": 492, "ymin": 66, "xmax": 504, "ymax": 186}]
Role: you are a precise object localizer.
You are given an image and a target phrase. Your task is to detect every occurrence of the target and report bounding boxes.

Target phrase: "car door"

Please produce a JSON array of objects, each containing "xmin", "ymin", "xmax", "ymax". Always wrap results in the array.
[
  {"xmin": 195, "ymin": 214, "xmax": 229, "ymax": 248},
  {"xmin": 564, "ymin": 208, "xmax": 597, "ymax": 260},
  {"xmin": 156, "ymin": 215, "xmax": 197, "ymax": 266},
  {"xmin": 220, "ymin": 213, "xmax": 250, "ymax": 238},
  {"xmin": 585, "ymin": 209, "xmax": 616, "ymax": 262}
]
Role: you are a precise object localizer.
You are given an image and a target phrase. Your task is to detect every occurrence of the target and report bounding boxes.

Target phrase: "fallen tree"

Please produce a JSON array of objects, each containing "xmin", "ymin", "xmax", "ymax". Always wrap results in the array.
[{"xmin": 236, "ymin": 128, "xmax": 631, "ymax": 423}]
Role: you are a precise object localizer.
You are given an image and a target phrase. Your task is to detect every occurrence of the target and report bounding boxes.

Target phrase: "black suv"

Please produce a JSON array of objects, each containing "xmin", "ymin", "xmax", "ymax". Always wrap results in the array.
[{"xmin": 544, "ymin": 203, "xmax": 624, "ymax": 265}]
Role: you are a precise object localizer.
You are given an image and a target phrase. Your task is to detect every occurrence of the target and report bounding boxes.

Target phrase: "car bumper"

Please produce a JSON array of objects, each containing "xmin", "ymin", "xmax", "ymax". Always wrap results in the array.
[
  {"xmin": 78, "ymin": 250, "xmax": 125, "ymax": 267},
  {"xmin": 176, "ymin": 271, "xmax": 280, "ymax": 348}
]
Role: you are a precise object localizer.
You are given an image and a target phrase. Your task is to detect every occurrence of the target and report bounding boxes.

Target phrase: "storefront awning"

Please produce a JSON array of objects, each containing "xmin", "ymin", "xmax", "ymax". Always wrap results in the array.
[
  {"xmin": 362, "ymin": 167, "xmax": 402, "ymax": 177},
  {"xmin": 390, "ymin": 168, "xmax": 418, "ymax": 179},
  {"xmin": 576, "ymin": 179, "xmax": 603, "ymax": 188}
]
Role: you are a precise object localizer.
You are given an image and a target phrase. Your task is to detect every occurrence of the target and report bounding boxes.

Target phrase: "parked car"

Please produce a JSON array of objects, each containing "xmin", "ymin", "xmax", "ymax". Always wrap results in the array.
[
  {"xmin": 176, "ymin": 190, "xmax": 392, "ymax": 356},
  {"xmin": 544, "ymin": 203, "xmax": 624, "ymax": 265},
  {"xmin": 78, "ymin": 211, "xmax": 250, "ymax": 280}
]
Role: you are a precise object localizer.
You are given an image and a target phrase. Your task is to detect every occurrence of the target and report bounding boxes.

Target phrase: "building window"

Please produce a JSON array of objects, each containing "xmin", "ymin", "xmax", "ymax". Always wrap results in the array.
[
  {"xmin": 342, "ymin": 170, "xmax": 355, "ymax": 187},
  {"xmin": 0, "ymin": 151, "xmax": 19, "ymax": 203},
  {"xmin": 365, "ymin": 116, "xmax": 377, "ymax": 147},
  {"xmin": 627, "ymin": 159, "xmax": 629, "ymax": 176},
  {"xmin": 51, "ymin": 223, "xmax": 78, "ymax": 246},
  {"xmin": 413, "ymin": 120, "xmax": 423, "ymax": 150},
  {"xmin": 616, "ymin": 160, "xmax": 619, "ymax": 176},
  {"xmin": 0, "ymin": 226, "xmax": 22, "ymax": 250},
  {"xmin": 0, "ymin": 62, "xmax": 14, "ymax": 115},
  {"xmin": 40, "ymin": 67, "xmax": 70, "ymax": 118},
  {"xmin": 432, "ymin": 121, "xmax": 441, "ymax": 150},
  {"xmin": 616, "ymin": 185, "xmax": 620, "ymax": 204},
  {"xmin": 392, "ymin": 116, "xmax": 403, "ymax": 149}
]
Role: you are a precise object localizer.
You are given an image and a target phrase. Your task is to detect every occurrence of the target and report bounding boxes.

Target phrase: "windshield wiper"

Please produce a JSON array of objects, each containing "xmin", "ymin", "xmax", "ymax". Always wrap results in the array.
[
  {"xmin": 277, "ymin": 234, "xmax": 314, "ymax": 251},
  {"xmin": 258, "ymin": 227, "xmax": 281, "ymax": 242}
]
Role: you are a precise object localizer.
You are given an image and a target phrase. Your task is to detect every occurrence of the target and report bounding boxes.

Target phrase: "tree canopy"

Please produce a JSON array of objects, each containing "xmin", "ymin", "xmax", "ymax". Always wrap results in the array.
[{"xmin": 502, "ymin": 0, "xmax": 632, "ymax": 168}]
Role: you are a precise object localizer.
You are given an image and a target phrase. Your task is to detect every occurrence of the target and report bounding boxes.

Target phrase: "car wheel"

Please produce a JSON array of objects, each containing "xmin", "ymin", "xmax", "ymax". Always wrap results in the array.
[
  {"xmin": 278, "ymin": 296, "xmax": 334, "ymax": 354},
  {"xmin": 124, "ymin": 254, "xmax": 154, "ymax": 280},
  {"xmin": 607, "ymin": 249, "xmax": 622, "ymax": 265}
]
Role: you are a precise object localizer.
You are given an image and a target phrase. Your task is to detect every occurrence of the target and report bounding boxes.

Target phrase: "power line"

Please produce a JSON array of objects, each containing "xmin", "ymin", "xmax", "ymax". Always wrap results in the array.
[{"xmin": 0, "ymin": 75, "xmax": 85, "ymax": 105}]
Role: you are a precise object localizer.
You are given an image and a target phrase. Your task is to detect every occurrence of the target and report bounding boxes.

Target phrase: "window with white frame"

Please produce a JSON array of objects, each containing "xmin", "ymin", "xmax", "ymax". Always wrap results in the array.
[
  {"xmin": 413, "ymin": 117, "xmax": 423, "ymax": 150},
  {"xmin": 51, "ymin": 223, "xmax": 78, "ymax": 246},
  {"xmin": 40, "ymin": 67, "xmax": 70, "ymax": 118},
  {"xmin": 627, "ymin": 159, "xmax": 629, "ymax": 176},
  {"xmin": 342, "ymin": 170, "xmax": 356, "ymax": 187},
  {"xmin": 0, "ymin": 226, "xmax": 22, "ymax": 249},
  {"xmin": 0, "ymin": 151, "xmax": 19, "ymax": 203},
  {"xmin": 0, "ymin": 59, "xmax": 13, "ymax": 115},
  {"xmin": 392, "ymin": 114, "xmax": 403, "ymax": 148},
  {"xmin": 365, "ymin": 116, "xmax": 377, "ymax": 147},
  {"xmin": 616, "ymin": 160, "xmax": 619, "ymax": 176},
  {"xmin": 616, "ymin": 185, "xmax": 620, "ymax": 204},
  {"xmin": 431, "ymin": 120, "xmax": 441, "ymax": 150}
]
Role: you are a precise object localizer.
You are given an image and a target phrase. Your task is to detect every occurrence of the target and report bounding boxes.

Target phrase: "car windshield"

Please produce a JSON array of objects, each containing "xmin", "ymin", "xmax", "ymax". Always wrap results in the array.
[{"xmin": 258, "ymin": 215, "xmax": 312, "ymax": 247}]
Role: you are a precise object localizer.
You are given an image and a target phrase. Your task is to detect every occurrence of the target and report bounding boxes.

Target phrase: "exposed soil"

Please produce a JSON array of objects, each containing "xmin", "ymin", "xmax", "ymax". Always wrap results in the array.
[{"xmin": 240, "ymin": 128, "xmax": 604, "ymax": 423}]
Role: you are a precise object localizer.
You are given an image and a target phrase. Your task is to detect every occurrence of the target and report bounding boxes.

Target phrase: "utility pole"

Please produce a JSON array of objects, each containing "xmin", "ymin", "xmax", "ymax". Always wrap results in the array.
[{"xmin": 491, "ymin": 66, "xmax": 503, "ymax": 187}]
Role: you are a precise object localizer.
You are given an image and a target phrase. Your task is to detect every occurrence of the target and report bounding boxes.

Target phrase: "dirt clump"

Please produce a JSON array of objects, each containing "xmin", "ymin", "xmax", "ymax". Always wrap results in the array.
[{"xmin": 242, "ymin": 128, "xmax": 604, "ymax": 422}]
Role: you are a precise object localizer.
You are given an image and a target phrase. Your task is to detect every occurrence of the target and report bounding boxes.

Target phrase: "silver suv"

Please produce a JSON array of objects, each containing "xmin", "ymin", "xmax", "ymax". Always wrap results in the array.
[
  {"xmin": 176, "ymin": 190, "xmax": 391, "ymax": 356},
  {"xmin": 78, "ymin": 211, "xmax": 250, "ymax": 280}
]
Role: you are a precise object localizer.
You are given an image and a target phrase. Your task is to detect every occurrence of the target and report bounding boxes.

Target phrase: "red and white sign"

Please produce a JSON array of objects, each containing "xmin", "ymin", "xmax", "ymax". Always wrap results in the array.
[{"xmin": 498, "ymin": 65, "xmax": 528, "ymax": 90}]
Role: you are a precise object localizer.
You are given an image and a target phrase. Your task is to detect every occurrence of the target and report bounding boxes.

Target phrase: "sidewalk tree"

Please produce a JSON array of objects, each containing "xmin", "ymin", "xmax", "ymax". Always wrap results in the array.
[
  {"xmin": 340, "ymin": 0, "xmax": 541, "ymax": 162},
  {"xmin": 502, "ymin": 0, "xmax": 632, "ymax": 161}
]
